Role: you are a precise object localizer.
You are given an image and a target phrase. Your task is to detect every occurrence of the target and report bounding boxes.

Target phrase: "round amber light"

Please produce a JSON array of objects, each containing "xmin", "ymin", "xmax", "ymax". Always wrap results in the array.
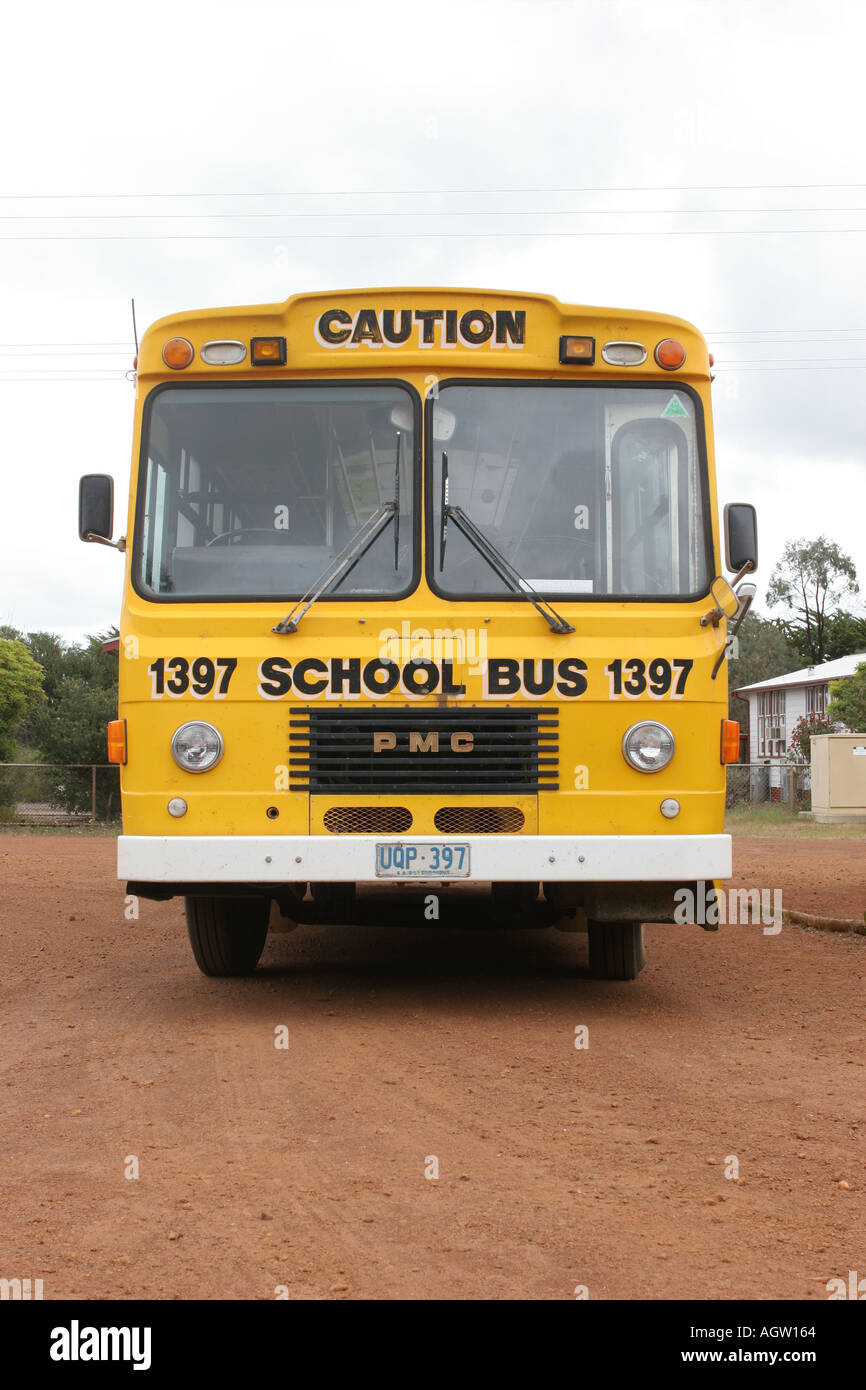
[
  {"xmin": 654, "ymin": 338, "xmax": 686, "ymax": 370},
  {"xmin": 162, "ymin": 337, "xmax": 195, "ymax": 369}
]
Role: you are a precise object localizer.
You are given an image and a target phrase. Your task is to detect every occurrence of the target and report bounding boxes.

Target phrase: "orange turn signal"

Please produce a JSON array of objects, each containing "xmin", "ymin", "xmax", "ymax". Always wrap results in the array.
[
  {"xmin": 654, "ymin": 338, "xmax": 686, "ymax": 370},
  {"xmin": 162, "ymin": 337, "xmax": 194, "ymax": 369},
  {"xmin": 720, "ymin": 719, "xmax": 740, "ymax": 764},
  {"xmin": 559, "ymin": 335, "xmax": 595, "ymax": 365},
  {"xmin": 251, "ymin": 336, "xmax": 287, "ymax": 366},
  {"xmin": 107, "ymin": 719, "xmax": 127, "ymax": 766}
]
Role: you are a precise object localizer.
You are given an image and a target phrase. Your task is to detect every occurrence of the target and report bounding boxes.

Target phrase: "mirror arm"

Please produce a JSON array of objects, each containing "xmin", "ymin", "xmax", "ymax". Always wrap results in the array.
[
  {"xmin": 84, "ymin": 532, "xmax": 126, "ymax": 553},
  {"xmin": 710, "ymin": 580, "xmax": 757, "ymax": 680}
]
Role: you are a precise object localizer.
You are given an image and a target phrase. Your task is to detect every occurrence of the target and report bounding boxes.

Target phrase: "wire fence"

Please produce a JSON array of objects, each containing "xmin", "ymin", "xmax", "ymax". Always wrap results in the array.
[
  {"xmin": 0, "ymin": 764, "xmax": 120, "ymax": 826},
  {"xmin": 726, "ymin": 762, "xmax": 810, "ymax": 810}
]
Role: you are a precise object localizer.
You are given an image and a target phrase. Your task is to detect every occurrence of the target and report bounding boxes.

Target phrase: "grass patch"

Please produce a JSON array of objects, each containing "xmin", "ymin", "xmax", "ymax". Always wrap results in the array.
[
  {"xmin": 725, "ymin": 805, "xmax": 866, "ymax": 838},
  {"xmin": 0, "ymin": 823, "xmax": 117, "ymax": 837}
]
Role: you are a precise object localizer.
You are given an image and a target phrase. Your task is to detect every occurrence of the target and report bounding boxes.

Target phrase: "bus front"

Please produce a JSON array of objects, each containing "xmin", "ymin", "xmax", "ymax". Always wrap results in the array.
[{"xmin": 79, "ymin": 289, "xmax": 756, "ymax": 978}]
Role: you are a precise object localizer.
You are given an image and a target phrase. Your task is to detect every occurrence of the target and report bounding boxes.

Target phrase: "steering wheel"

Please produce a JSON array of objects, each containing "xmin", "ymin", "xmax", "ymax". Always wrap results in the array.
[{"xmin": 205, "ymin": 528, "xmax": 286, "ymax": 547}]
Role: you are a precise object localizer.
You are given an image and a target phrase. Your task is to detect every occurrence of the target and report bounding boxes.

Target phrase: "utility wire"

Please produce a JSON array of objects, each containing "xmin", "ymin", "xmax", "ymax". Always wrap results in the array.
[
  {"xmin": 3, "ymin": 229, "xmax": 866, "ymax": 242},
  {"xmin": 2, "ymin": 206, "xmax": 866, "ymax": 220},
  {"xmin": 2, "ymin": 181, "xmax": 866, "ymax": 198}
]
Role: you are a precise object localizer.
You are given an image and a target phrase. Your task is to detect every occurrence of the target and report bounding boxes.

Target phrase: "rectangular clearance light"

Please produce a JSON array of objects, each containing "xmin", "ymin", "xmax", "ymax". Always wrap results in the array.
[
  {"xmin": 250, "ymin": 336, "xmax": 287, "ymax": 366},
  {"xmin": 201, "ymin": 340, "xmax": 247, "ymax": 365},
  {"xmin": 559, "ymin": 335, "xmax": 595, "ymax": 365}
]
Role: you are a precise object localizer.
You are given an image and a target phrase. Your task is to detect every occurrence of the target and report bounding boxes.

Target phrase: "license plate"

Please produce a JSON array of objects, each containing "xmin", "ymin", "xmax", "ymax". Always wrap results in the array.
[{"xmin": 375, "ymin": 842, "xmax": 471, "ymax": 878}]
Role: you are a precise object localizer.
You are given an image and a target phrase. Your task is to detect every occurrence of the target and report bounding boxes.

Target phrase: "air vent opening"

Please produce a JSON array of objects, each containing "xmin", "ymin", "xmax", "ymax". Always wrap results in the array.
[
  {"xmin": 434, "ymin": 806, "xmax": 525, "ymax": 834},
  {"xmin": 323, "ymin": 806, "xmax": 413, "ymax": 835}
]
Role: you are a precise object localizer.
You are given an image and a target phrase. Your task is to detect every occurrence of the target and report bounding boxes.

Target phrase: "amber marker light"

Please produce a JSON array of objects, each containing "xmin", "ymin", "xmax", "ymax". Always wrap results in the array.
[
  {"xmin": 162, "ymin": 337, "xmax": 194, "ymax": 369},
  {"xmin": 720, "ymin": 719, "xmax": 740, "ymax": 764},
  {"xmin": 107, "ymin": 719, "xmax": 127, "ymax": 765},
  {"xmin": 559, "ymin": 335, "xmax": 595, "ymax": 365},
  {"xmin": 654, "ymin": 338, "xmax": 686, "ymax": 370},
  {"xmin": 251, "ymin": 336, "xmax": 287, "ymax": 366}
]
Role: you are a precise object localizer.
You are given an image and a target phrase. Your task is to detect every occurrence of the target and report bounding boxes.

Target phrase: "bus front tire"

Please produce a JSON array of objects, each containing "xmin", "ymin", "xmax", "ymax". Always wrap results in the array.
[
  {"xmin": 184, "ymin": 895, "xmax": 270, "ymax": 977},
  {"xmin": 587, "ymin": 920, "xmax": 645, "ymax": 980}
]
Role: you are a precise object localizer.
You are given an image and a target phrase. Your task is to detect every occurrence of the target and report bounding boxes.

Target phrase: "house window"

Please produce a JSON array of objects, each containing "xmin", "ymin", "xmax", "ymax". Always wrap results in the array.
[
  {"xmin": 806, "ymin": 684, "xmax": 827, "ymax": 717},
  {"xmin": 757, "ymin": 689, "xmax": 786, "ymax": 757}
]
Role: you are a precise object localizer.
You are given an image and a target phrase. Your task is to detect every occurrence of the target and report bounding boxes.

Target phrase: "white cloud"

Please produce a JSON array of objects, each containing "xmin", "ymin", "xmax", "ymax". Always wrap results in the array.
[{"xmin": 1, "ymin": 0, "xmax": 864, "ymax": 641}]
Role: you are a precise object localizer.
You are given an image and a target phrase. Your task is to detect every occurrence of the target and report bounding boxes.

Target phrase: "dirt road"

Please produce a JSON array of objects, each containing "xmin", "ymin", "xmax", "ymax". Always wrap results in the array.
[{"xmin": 1, "ymin": 834, "xmax": 863, "ymax": 1300}]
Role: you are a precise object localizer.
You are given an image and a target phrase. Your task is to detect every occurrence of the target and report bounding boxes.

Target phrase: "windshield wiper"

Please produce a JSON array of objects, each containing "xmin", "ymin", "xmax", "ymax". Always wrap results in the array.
[
  {"xmin": 273, "ymin": 433, "xmax": 402, "ymax": 634},
  {"xmin": 438, "ymin": 451, "xmax": 574, "ymax": 635}
]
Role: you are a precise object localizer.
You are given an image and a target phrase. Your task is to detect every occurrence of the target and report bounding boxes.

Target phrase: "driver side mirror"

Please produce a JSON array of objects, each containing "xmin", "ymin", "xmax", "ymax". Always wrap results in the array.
[
  {"xmin": 724, "ymin": 502, "xmax": 758, "ymax": 574},
  {"xmin": 79, "ymin": 474, "xmax": 125, "ymax": 551}
]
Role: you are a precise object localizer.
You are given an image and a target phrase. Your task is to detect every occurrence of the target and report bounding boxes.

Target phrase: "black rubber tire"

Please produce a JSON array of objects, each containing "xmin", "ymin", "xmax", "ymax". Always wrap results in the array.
[
  {"xmin": 184, "ymin": 896, "xmax": 270, "ymax": 977},
  {"xmin": 587, "ymin": 920, "xmax": 646, "ymax": 980}
]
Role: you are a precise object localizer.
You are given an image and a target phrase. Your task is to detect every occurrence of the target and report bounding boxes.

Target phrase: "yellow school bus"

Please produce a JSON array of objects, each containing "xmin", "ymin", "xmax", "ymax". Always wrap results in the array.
[{"xmin": 79, "ymin": 288, "xmax": 757, "ymax": 979}]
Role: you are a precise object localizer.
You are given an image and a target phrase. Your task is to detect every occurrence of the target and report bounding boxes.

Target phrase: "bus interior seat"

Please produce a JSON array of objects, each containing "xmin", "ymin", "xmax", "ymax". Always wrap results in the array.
[{"xmin": 170, "ymin": 544, "xmax": 334, "ymax": 595}]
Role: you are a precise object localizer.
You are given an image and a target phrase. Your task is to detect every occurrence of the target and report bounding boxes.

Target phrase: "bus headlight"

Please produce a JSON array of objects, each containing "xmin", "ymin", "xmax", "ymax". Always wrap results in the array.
[
  {"xmin": 622, "ymin": 721, "xmax": 675, "ymax": 773},
  {"xmin": 171, "ymin": 721, "xmax": 224, "ymax": 773}
]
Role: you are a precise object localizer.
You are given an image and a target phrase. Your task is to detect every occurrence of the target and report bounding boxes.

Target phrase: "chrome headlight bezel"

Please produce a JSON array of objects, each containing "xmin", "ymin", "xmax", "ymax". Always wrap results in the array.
[
  {"xmin": 622, "ymin": 720, "xmax": 675, "ymax": 774},
  {"xmin": 171, "ymin": 721, "xmax": 224, "ymax": 774}
]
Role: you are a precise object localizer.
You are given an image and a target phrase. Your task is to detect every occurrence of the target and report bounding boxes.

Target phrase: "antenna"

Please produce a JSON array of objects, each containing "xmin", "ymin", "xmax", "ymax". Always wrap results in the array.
[{"xmin": 131, "ymin": 297, "xmax": 139, "ymax": 355}]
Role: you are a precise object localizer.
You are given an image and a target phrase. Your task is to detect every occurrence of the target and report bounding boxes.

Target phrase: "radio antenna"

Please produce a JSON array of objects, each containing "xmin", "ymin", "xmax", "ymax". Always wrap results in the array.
[{"xmin": 131, "ymin": 297, "xmax": 139, "ymax": 355}]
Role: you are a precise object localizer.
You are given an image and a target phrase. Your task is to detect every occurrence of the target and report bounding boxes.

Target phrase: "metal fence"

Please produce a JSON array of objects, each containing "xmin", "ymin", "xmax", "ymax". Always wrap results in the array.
[
  {"xmin": 726, "ymin": 762, "xmax": 810, "ymax": 810},
  {"xmin": 0, "ymin": 764, "xmax": 120, "ymax": 826}
]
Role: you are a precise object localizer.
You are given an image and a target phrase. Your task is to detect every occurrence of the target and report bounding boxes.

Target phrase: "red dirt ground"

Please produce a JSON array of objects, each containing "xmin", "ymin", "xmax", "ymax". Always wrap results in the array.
[{"xmin": 0, "ymin": 833, "xmax": 863, "ymax": 1300}]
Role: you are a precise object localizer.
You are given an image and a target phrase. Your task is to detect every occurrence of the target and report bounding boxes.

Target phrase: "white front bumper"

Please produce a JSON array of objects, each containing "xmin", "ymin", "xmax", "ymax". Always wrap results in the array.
[{"xmin": 118, "ymin": 834, "xmax": 732, "ymax": 883}]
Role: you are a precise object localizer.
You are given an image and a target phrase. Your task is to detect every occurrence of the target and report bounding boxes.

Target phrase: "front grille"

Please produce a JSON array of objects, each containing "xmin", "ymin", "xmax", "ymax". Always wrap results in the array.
[
  {"xmin": 290, "ymin": 706, "xmax": 558, "ymax": 793},
  {"xmin": 434, "ymin": 806, "xmax": 525, "ymax": 834},
  {"xmin": 323, "ymin": 806, "xmax": 413, "ymax": 835}
]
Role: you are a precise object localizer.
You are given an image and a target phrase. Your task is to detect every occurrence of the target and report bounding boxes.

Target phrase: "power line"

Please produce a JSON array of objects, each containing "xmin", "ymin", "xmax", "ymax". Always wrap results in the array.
[
  {"xmin": 0, "ymin": 376, "xmax": 129, "ymax": 382},
  {"xmin": 5, "ymin": 333, "xmax": 866, "ymax": 350},
  {"xmin": 710, "ymin": 337, "xmax": 866, "ymax": 345},
  {"xmin": 3, "ymin": 206, "xmax": 866, "ymax": 220},
  {"xmin": 0, "ymin": 351, "xmax": 133, "ymax": 358},
  {"xmin": 1, "ymin": 181, "xmax": 865, "ymax": 199},
  {"xmin": 4, "ymin": 229, "xmax": 866, "ymax": 242},
  {"xmin": 712, "ymin": 364, "xmax": 866, "ymax": 371},
  {"xmin": 0, "ymin": 341, "xmax": 132, "ymax": 348},
  {"xmin": 717, "ymin": 364, "xmax": 866, "ymax": 369}
]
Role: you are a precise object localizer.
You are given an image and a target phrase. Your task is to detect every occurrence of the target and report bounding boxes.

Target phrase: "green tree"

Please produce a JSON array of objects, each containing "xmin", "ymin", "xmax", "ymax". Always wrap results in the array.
[
  {"xmin": 828, "ymin": 662, "xmax": 866, "ymax": 732},
  {"xmin": 0, "ymin": 637, "xmax": 45, "ymax": 812},
  {"xmin": 24, "ymin": 677, "xmax": 119, "ymax": 817},
  {"xmin": 819, "ymin": 609, "xmax": 866, "ymax": 663},
  {"xmin": 10, "ymin": 628, "xmax": 120, "ymax": 819},
  {"xmin": 0, "ymin": 637, "xmax": 45, "ymax": 760},
  {"xmin": 766, "ymin": 537, "xmax": 859, "ymax": 665},
  {"xmin": 728, "ymin": 612, "xmax": 801, "ymax": 723}
]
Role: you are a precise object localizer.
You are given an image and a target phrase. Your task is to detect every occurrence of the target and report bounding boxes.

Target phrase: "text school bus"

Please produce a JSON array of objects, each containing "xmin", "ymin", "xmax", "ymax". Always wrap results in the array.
[{"xmin": 79, "ymin": 289, "xmax": 757, "ymax": 979}]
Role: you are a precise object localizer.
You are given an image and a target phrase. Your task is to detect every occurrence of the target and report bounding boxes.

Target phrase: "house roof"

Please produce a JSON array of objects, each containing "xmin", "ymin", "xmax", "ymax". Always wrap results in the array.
[{"xmin": 733, "ymin": 651, "xmax": 866, "ymax": 697}]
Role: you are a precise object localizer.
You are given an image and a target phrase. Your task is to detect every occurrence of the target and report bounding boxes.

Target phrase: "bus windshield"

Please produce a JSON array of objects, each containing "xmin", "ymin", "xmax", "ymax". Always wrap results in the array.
[
  {"xmin": 136, "ymin": 383, "xmax": 416, "ymax": 600},
  {"xmin": 430, "ymin": 383, "xmax": 711, "ymax": 599}
]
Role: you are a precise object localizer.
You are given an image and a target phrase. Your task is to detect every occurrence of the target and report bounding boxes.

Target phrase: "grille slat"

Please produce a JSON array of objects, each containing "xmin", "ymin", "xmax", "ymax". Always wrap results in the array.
[{"xmin": 290, "ymin": 705, "xmax": 559, "ymax": 794}]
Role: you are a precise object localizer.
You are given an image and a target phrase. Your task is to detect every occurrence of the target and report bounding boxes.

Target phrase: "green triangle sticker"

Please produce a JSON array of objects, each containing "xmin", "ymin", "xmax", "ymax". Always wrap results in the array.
[{"xmin": 661, "ymin": 394, "xmax": 688, "ymax": 419}]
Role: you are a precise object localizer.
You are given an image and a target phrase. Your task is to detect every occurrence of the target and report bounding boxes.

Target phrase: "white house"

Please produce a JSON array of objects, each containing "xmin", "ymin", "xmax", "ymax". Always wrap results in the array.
[{"xmin": 733, "ymin": 651, "xmax": 866, "ymax": 764}]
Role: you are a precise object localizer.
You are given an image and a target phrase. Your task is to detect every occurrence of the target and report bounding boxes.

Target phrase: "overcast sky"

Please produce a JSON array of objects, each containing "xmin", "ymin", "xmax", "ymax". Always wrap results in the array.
[{"xmin": 1, "ymin": 0, "xmax": 864, "ymax": 645}]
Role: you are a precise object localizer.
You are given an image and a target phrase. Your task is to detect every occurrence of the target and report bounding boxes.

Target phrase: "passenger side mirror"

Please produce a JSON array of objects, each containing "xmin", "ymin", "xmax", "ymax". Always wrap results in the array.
[
  {"xmin": 724, "ymin": 502, "xmax": 758, "ymax": 574},
  {"xmin": 79, "ymin": 474, "xmax": 125, "ymax": 551}
]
